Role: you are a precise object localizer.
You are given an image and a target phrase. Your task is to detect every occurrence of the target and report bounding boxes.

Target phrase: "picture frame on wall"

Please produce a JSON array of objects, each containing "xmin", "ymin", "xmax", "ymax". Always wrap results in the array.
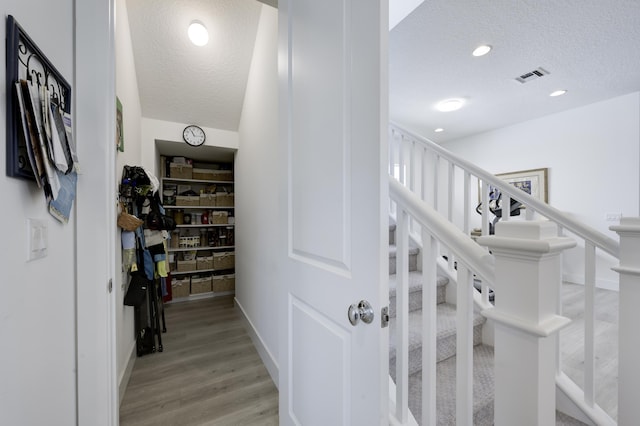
[
  {"xmin": 116, "ymin": 97, "xmax": 124, "ymax": 152},
  {"xmin": 491, "ymin": 168, "xmax": 549, "ymax": 203}
]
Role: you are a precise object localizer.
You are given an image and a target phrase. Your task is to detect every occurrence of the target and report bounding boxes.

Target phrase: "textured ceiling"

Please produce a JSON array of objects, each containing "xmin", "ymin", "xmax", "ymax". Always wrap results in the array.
[
  {"xmin": 125, "ymin": 0, "xmax": 262, "ymax": 131},
  {"xmin": 390, "ymin": 0, "xmax": 640, "ymax": 143},
  {"xmin": 126, "ymin": 1, "xmax": 640, "ymax": 143}
]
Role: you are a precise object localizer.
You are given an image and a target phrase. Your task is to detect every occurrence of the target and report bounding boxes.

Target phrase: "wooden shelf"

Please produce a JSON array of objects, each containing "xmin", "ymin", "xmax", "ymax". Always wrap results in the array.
[
  {"xmin": 171, "ymin": 267, "xmax": 235, "ymax": 276},
  {"xmin": 168, "ymin": 245, "xmax": 235, "ymax": 252}
]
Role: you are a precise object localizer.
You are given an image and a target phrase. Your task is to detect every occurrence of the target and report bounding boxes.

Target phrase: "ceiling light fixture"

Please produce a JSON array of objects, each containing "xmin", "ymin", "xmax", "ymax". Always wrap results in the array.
[
  {"xmin": 550, "ymin": 90, "xmax": 567, "ymax": 97},
  {"xmin": 434, "ymin": 128, "xmax": 444, "ymax": 133},
  {"xmin": 188, "ymin": 21, "xmax": 209, "ymax": 46},
  {"xmin": 472, "ymin": 45, "xmax": 492, "ymax": 57},
  {"xmin": 436, "ymin": 98, "xmax": 465, "ymax": 112}
]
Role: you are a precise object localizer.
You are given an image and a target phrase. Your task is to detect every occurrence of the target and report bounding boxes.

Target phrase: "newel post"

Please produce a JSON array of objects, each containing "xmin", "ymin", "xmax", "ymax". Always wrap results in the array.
[
  {"xmin": 610, "ymin": 217, "xmax": 640, "ymax": 424},
  {"xmin": 477, "ymin": 220, "xmax": 575, "ymax": 426}
]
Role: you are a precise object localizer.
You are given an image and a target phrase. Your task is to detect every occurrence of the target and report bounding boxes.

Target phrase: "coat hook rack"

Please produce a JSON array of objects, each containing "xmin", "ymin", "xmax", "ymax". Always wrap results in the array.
[{"xmin": 5, "ymin": 14, "xmax": 72, "ymax": 180}]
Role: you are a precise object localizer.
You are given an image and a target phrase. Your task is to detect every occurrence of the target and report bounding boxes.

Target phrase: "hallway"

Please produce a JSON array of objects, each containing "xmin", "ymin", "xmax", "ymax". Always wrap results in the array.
[{"xmin": 119, "ymin": 296, "xmax": 279, "ymax": 425}]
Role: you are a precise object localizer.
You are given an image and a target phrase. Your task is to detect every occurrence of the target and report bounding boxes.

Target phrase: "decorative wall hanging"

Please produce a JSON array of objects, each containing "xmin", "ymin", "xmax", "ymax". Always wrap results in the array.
[{"xmin": 6, "ymin": 15, "xmax": 78, "ymax": 223}]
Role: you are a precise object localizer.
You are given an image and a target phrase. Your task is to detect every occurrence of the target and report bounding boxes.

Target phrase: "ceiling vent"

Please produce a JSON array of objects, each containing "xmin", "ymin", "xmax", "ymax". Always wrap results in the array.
[{"xmin": 515, "ymin": 67, "xmax": 549, "ymax": 83}]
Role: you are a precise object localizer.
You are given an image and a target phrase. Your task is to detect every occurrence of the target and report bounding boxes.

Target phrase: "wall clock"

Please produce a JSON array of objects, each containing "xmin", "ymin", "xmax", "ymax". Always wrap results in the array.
[{"xmin": 182, "ymin": 125, "xmax": 206, "ymax": 147}]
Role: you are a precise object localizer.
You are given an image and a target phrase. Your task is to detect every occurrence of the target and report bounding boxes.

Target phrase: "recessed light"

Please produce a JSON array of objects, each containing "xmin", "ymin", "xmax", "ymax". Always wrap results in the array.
[
  {"xmin": 188, "ymin": 21, "xmax": 209, "ymax": 46},
  {"xmin": 550, "ymin": 90, "xmax": 567, "ymax": 97},
  {"xmin": 434, "ymin": 128, "xmax": 444, "ymax": 133},
  {"xmin": 436, "ymin": 98, "xmax": 465, "ymax": 112},
  {"xmin": 472, "ymin": 45, "xmax": 492, "ymax": 57}
]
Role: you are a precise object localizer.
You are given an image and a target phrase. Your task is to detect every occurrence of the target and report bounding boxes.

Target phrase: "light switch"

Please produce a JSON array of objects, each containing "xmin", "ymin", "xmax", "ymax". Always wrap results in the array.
[
  {"xmin": 27, "ymin": 218, "xmax": 48, "ymax": 261},
  {"xmin": 605, "ymin": 212, "xmax": 623, "ymax": 222}
]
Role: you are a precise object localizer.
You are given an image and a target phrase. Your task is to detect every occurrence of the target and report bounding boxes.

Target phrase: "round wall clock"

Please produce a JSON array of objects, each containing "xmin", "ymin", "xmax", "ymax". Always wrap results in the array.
[{"xmin": 182, "ymin": 125, "xmax": 206, "ymax": 147}]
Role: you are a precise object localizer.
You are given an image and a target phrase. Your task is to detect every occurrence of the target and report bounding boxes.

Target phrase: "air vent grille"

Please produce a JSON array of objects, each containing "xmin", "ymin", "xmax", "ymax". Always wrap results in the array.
[{"xmin": 515, "ymin": 67, "xmax": 549, "ymax": 83}]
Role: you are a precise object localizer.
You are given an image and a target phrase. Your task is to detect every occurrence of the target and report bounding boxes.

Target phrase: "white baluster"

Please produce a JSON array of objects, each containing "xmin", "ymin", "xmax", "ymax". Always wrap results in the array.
[
  {"xmin": 584, "ymin": 241, "xmax": 596, "ymax": 407},
  {"xmin": 396, "ymin": 209, "xmax": 410, "ymax": 423},
  {"xmin": 481, "ymin": 181, "xmax": 490, "ymax": 237},
  {"xmin": 421, "ymin": 230, "xmax": 437, "ymax": 426},
  {"xmin": 456, "ymin": 264, "xmax": 474, "ymax": 426}
]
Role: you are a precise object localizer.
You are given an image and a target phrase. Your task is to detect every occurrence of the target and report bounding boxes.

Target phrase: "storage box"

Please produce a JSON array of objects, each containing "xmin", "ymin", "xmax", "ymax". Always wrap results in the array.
[
  {"xmin": 162, "ymin": 185, "xmax": 177, "ymax": 206},
  {"xmin": 177, "ymin": 259, "xmax": 197, "ymax": 272},
  {"xmin": 210, "ymin": 211, "xmax": 228, "ymax": 224},
  {"xmin": 190, "ymin": 276, "xmax": 212, "ymax": 294},
  {"xmin": 176, "ymin": 195, "xmax": 200, "ymax": 206},
  {"xmin": 216, "ymin": 193, "xmax": 234, "ymax": 207},
  {"xmin": 210, "ymin": 170, "xmax": 233, "ymax": 181},
  {"xmin": 171, "ymin": 277, "xmax": 191, "ymax": 299},
  {"xmin": 179, "ymin": 236, "xmax": 200, "ymax": 248},
  {"xmin": 192, "ymin": 168, "xmax": 215, "ymax": 180},
  {"xmin": 214, "ymin": 252, "xmax": 235, "ymax": 270},
  {"xmin": 169, "ymin": 163, "xmax": 193, "ymax": 179},
  {"xmin": 212, "ymin": 274, "xmax": 235, "ymax": 293},
  {"xmin": 199, "ymin": 193, "xmax": 217, "ymax": 207},
  {"xmin": 196, "ymin": 255, "xmax": 213, "ymax": 270}
]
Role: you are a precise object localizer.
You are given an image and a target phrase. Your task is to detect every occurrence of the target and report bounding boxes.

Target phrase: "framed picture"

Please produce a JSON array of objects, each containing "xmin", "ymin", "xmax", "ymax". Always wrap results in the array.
[
  {"xmin": 116, "ymin": 97, "xmax": 124, "ymax": 152},
  {"xmin": 480, "ymin": 168, "xmax": 549, "ymax": 203}
]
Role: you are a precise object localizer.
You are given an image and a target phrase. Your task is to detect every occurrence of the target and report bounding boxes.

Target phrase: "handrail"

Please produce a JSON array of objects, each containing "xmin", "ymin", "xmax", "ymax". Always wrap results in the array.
[
  {"xmin": 388, "ymin": 122, "xmax": 620, "ymax": 425},
  {"xmin": 390, "ymin": 122, "xmax": 620, "ymax": 258},
  {"xmin": 390, "ymin": 179, "xmax": 495, "ymax": 284}
]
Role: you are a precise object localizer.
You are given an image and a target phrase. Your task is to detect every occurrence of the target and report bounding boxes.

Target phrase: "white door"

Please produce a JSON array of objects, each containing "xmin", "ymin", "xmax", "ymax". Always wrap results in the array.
[{"xmin": 278, "ymin": 0, "xmax": 389, "ymax": 425}]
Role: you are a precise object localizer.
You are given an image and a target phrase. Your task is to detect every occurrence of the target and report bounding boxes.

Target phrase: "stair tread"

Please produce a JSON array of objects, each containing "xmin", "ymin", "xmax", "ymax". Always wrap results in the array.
[
  {"xmin": 389, "ymin": 304, "xmax": 485, "ymax": 354},
  {"xmin": 388, "ymin": 271, "xmax": 448, "ymax": 297},
  {"xmin": 404, "ymin": 344, "xmax": 589, "ymax": 426},
  {"xmin": 406, "ymin": 344, "xmax": 495, "ymax": 425},
  {"xmin": 389, "ymin": 244, "xmax": 420, "ymax": 257}
]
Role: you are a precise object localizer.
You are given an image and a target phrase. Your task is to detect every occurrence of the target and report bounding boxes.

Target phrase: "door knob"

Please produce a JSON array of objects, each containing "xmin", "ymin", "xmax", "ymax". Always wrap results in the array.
[{"xmin": 348, "ymin": 300, "xmax": 374, "ymax": 326}]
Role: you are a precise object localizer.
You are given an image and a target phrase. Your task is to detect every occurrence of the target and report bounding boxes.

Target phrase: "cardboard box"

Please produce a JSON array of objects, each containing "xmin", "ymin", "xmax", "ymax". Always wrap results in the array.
[
  {"xmin": 210, "ymin": 211, "xmax": 228, "ymax": 224},
  {"xmin": 212, "ymin": 274, "xmax": 235, "ymax": 293},
  {"xmin": 196, "ymin": 255, "xmax": 213, "ymax": 270},
  {"xmin": 190, "ymin": 276, "xmax": 212, "ymax": 294},
  {"xmin": 210, "ymin": 170, "xmax": 233, "ymax": 181},
  {"xmin": 192, "ymin": 168, "xmax": 215, "ymax": 180},
  {"xmin": 214, "ymin": 252, "xmax": 235, "ymax": 270},
  {"xmin": 176, "ymin": 195, "xmax": 200, "ymax": 206},
  {"xmin": 199, "ymin": 193, "xmax": 217, "ymax": 207},
  {"xmin": 216, "ymin": 193, "xmax": 234, "ymax": 207},
  {"xmin": 169, "ymin": 163, "xmax": 193, "ymax": 179},
  {"xmin": 171, "ymin": 277, "xmax": 191, "ymax": 299},
  {"xmin": 177, "ymin": 259, "xmax": 196, "ymax": 272}
]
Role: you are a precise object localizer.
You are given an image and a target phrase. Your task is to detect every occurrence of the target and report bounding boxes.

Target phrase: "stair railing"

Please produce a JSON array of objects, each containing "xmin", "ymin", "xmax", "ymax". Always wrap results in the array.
[
  {"xmin": 388, "ymin": 122, "xmax": 626, "ymax": 425},
  {"xmin": 390, "ymin": 179, "xmax": 495, "ymax": 425}
]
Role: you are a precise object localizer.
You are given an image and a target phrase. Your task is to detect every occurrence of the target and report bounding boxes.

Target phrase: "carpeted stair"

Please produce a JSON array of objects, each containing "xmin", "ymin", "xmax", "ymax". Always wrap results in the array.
[{"xmin": 388, "ymin": 220, "xmax": 588, "ymax": 425}]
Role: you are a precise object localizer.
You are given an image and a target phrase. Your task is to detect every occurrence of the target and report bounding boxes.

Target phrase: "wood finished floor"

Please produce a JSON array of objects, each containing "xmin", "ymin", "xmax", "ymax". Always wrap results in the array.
[
  {"xmin": 560, "ymin": 283, "xmax": 619, "ymax": 421},
  {"xmin": 119, "ymin": 295, "xmax": 279, "ymax": 426},
  {"xmin": 120, "ymin": 284, "xmax": 619, "ymax": 425}
]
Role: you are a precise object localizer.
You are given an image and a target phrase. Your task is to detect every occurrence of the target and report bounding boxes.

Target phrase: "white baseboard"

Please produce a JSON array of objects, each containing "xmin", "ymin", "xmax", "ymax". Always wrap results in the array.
[
  {"xmin": 119, "ymin": 342, "xmax": 137, "ymax": 404},
  {"xmin": 234, "ymin": 297, "xmax": 279, "ymax": 389}
]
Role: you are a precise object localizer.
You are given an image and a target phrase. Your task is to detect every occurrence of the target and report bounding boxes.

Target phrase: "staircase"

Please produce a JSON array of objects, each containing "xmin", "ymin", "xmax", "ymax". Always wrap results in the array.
[
  {"xmin": 387, "ymin": 220, "xmax": 591, "ymax": 425},
  {"xmin": 385, "ymin": 123, "xmax": 635, "ymax": 425},
  {"xmin": 388, "ymin": 220, "xmax": 494, "ymax": 425}
]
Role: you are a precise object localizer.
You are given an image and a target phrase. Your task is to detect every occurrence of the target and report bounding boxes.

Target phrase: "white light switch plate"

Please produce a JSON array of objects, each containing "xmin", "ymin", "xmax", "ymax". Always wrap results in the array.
[{"xmin": 27, "ymin": 218, "xmax": 48, "ymax": 261}]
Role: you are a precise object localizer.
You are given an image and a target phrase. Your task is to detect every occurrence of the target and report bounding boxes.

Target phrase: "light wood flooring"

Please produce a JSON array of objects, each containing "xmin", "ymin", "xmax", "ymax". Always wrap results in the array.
[
  {"xmin": 119, "ymin": 295, "xmax": 279, "ymax": 426},
  {"xmin": 120, "ymin": 284, "xmax": 619, "ymax": 425},
  {"xmin": 560, "ymin": 283, "xmax": 619, "ymax": 421}
]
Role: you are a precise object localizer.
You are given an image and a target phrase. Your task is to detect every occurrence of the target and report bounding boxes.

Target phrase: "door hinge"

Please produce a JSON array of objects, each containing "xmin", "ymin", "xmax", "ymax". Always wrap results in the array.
[
  {"xmin": 381, "ymin": 306, "xmax": 389, "ymax": 328},
  {"xmin": 108, "ymin": 279, "xmax": 113, "ymax": 293}
]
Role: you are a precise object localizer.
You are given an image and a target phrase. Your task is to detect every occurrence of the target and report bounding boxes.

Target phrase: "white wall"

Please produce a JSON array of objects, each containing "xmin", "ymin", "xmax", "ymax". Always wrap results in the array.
[
  {"xmin": 0, "ymin": 3, "xmax": 77, "ymax": 424},
  {"xmin": 115, "ymin": 0, "xmax": 143, "ymax": 398},
  {"xmin": 235, "ymin": 4, "xmax": 280, "ymax": 386},
  {"xmin": 141, "ymin": 117, "xmax": 239, "ymax": 174},
  {"xmin": 444, "ymin": 92, "xmax": 640, "ymax": 288}
]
